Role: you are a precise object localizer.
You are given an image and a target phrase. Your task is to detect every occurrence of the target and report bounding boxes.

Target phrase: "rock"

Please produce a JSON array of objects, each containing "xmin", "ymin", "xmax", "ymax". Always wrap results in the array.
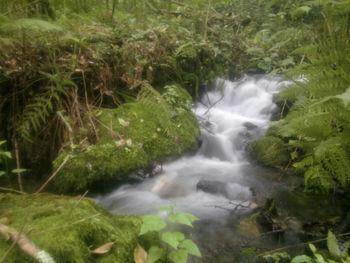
[
  {"xmin": 0, "ymin": 193, "xmax": 141, "ymax": 263},
  {"xmin": 196, "ymin": 180, "xmax": 228, "ymax": 197},
  {"xmin": 243, "ymin": 122, "xmax": 258, "ymax": 130},
  {"xmin": 52, "ymin": 86, "xmax": 200, "ymax": 194},
  {"xmin": 151, "ymin": 174, "xmax": 188, "ymax": 198},
  {"xmin": 196, "ymin": 180, "xmax": 252, "ymax": 201}
]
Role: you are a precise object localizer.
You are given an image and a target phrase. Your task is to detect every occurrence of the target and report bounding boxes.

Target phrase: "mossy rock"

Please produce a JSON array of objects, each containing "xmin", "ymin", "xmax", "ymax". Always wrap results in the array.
[
  {"xmin": 0, "ymin": 193, "xmax": 141, "ymax": 263},
  {"xmin": 249, "ymin": 136, "xmax": 289, "ymax": 167},
  {"xmin": 52, "ymin": 87, "xmax": 200, "ymax": 193}
]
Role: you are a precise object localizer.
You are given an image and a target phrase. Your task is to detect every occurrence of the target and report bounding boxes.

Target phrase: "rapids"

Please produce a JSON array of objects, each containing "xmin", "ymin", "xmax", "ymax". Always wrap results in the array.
[{"xmin": 96, "ymin": 75, "xmax": 290, "ymax": 218}]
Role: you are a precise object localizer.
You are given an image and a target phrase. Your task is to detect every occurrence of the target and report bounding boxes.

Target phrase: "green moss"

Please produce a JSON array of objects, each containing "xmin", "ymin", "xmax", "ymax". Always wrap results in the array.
[
  {"xmin": 249, "ymin": 136, "xmax": 289, "ymax": 167},
  {"xmin": 52, "ymin": 86, "xmax": 200, "ymax": 193},
  {"xmin": 0, "ymin": 193, "xmax": 141, "ymax": 263}
]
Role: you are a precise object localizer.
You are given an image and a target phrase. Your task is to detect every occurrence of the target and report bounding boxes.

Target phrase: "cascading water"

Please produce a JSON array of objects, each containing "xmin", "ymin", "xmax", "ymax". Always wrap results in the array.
[{"xmin": 96, "ymin": 75, "xmax": 290, "ymax": 219}]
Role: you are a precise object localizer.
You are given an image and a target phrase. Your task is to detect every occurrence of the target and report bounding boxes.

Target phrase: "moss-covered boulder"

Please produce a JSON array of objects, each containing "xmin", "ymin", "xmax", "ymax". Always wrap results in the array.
[
  {"xmin": 248, "ymin": 136, "xmax": 289, "ymax": 167},
  {"xmin": 52, "ymin": 86, "xmax": 200, "ymax": 193},
  {"xmin": 0, "ymin": 193, "xmax": 141, "ymax": 263}
]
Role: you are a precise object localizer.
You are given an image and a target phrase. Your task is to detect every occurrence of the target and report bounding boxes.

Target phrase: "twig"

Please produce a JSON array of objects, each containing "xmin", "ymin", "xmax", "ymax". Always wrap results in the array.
[
  {"xmin": 0, "ymin": 187, "xmax": 25, "ymax": 194},
  {"xmin": 14, "ymin": 139, "xmax": 23, "ymax": 193},
  {"xmin": 32, "ymin": 213, "xmax": 100, "ymax": 235},
  {"xmin": 92, "ymin": 116, "xmax": 123, "ymax": 140},
  {"xmin": 0, "ymin": 223, "xmax": 56, "ymax": 263},
  {"xmin": 73, "ymin": 190, "xmax": 89, "ymax": 210},
  {"xmin": 35, "ymin": 154, "xmax": 71, "ymax": 194},
  {"xmin": 280, "ymin": 99, "xmax": 287, "ymax": 119},
  {"xmin": 81, "ymin": 70, "xmax": 99, "ymax": 141},
  {"xmin": 203, "ymin": 0, "xmax": 212, "ymax": 40}
]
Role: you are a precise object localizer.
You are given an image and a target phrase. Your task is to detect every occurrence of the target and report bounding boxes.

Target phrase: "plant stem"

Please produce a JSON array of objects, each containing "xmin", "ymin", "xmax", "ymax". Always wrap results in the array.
[{"xmin": 14, "ymin": 139, "xmax": 23, "ymax": 193}]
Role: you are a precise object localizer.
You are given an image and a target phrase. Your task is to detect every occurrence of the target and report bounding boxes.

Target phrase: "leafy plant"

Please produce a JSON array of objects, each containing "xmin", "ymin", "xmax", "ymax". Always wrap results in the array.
[
  {"xmin": 138, "ymin": 206, "xmax": 202, "ymax": 263},
  {"xmin": 0, "ymin": 140, "xmax": 11, "ymax": 177},
  {"xmin": 290, "ymin": 231, "xmax": 350, "ymax": 263}
]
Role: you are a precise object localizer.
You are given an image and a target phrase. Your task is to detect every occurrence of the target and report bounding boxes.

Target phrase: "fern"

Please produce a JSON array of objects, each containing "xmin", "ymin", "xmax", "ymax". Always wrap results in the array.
[{"xmin": 0, "ymin": 18, "xmax": 62, "ymax": 33}]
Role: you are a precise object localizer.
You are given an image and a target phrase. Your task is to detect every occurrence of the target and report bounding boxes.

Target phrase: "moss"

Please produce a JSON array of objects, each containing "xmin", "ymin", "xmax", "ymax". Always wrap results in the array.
[
  {"xmin": 52, "ymin": 86, "xmax": 200, "ymax": 193},
  {"xmin": 249, "ymin": 136, "xmax": 289, "ymax": 167},
  {"xmin": 0, "ymin": 193, "xmax": 141, "ymax": 263}
]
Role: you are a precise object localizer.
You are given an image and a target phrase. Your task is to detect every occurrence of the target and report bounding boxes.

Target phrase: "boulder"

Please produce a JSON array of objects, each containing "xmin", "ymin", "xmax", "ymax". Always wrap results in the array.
[
  {"xmin": 0, "ymin": 193, "xmax": 141, "ymax": 263},
  {"xmin": 52, "ymin": 86, "xmax": 200, "ymax": 193}
]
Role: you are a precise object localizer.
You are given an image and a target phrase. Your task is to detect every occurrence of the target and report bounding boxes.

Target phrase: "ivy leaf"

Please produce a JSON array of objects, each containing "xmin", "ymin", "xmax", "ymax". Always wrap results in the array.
[
  {"xmin": 161, "ymin": 232, "xmax": 185, "ymax": 249},
  {"xmin": 11, "ymin": 168, "xmax": 28, "ymax": 174},
  {"xmin": 179, "ymin": 239, "xmax": 201, "ymax": 257},
  {"xmin": 309, "ymin": 243, "xmax": 317, "ymax": 254},
  {"xmin": 169, "ymin": 250, "xmax": 188, "ymax": 263},
  {"xmin": 169, "ymin": 212, "xmax": 198, "ymax": 227},
  {"xmin": 291, "ymin": 255, "xmax": 313, "ymax": 263},
  {"xmin": 139, "ymin": 215, "xmax": 166, "ymax": 236},
  {"xmin": 148, "ymin": 246, "xmax": 164, "ymax": 263},
  {"xmin": 327, "ymin": 231, "xmax": 341, "ymax": 258}
]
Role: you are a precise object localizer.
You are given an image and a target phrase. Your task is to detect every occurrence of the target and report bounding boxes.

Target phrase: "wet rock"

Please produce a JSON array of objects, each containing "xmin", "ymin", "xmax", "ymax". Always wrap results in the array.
[
  {"xmin": 196, "ymin": 180, "xmax": 228, "ymax": 197},
  {"xmin": 243, "ymin": 122, "xmax": 258, "ymax": 130},
  {"xmin": 196, "ymin": 180, "xmax": 252, "ymax": 201}
]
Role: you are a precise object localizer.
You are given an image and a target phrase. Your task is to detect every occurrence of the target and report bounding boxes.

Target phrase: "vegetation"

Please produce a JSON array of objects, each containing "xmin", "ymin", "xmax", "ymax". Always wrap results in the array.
[
  {"xmin": 249, "ymin": 0, "xmax": 350, "ymax": 194},
  {"xmin": 0, "ymin": 0, "xmax": 350, "ymax": 262},
  {"xmin": 0, "ymin": 193, "xmax": 141, "ymax": 262},
  {"xmin": 138, "ymin": 206, "xmax": 201, "ymax": 263}
]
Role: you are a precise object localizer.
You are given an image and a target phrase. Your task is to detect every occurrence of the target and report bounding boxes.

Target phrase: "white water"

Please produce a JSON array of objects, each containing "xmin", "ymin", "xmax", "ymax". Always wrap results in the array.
[{"xmin": 96, "ymin": 75, "xmax": 290, "ymax": 219}]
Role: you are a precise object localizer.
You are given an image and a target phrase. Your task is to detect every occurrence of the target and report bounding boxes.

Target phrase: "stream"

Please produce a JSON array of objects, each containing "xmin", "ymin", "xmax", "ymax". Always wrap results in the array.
[{"xmin": 96, "ymin": 75, "xmax": 349, "ymax": 262}]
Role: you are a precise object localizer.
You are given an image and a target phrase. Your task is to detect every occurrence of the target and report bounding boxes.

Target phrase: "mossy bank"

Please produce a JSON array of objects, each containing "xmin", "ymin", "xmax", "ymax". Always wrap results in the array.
[
  {"xmin": 0, "ymin": 193, "xmax": 141, "ymax": 263},
  {"xmin": 52, "ymin": 85, "xmax": 200, "ymax": 193}
]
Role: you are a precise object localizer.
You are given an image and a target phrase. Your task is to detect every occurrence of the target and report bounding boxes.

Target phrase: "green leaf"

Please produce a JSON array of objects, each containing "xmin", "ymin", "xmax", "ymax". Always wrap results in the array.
[
  {"xmin": 158, "ymin": 205, "xmax": 174, "ymax": 213},
  {"xmin": 179, "ymin": 239, "xmax": 201, "ymax": 257},
  {"xmin": 169, "ymin": 250, "xmax": 188, "ymax": 263},
  {"xmin": 161, "ymin": 232, "xmax": 185, "ymax": 249},
  {"xmin": 0, "ymin": 171, "xmax": 5, "ymax": 176},
  {"xmin": 0, "ymin": 151, "xmax": 12, "ymax": 159},
  {"xmin": 327, "ymin": 231, "xmax": 341, "ymax": 258},
  {"xmin": 168, "ymin": 212, "xmax": 198, "ymax": 227},
  {"xmin": 309, "ymin": 243, "xmax": 317, "ymax": 254},
  {"xmin": 314, "ymin": 253, "xmax": 326, "ymax": 263},
  {"xmin": 148, "ymin": 246, "xmax": 164, "ymax": 263},
  {"xmin": 11, "ymin": 168, "xmax": 28, "ymax": 174},
  {"xmin": 139, "ymin": 215, "xmax": 166, "ymax": 236},
  {"xmin": 0, "ymin": 141, "xmax": 6, "ymax": 146},
  {"xmin": 291, "ymin": 255, "xmax": 313, "ymax": 263}
]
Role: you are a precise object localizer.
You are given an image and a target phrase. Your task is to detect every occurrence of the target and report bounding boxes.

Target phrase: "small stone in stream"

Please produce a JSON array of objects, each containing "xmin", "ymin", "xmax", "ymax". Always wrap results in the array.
[
  {"xmin": 196, "ymin": 180, "xmax": 228, "ymax": 197},
  {"xmin": 243, "ymin": 122, "xmax": 258, "ymax": 130}
]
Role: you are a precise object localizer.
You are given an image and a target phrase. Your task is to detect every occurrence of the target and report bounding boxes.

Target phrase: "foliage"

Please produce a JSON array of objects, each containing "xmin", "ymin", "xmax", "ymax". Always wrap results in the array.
[
  {"xmin": 138, "ymin": 206, "xmax": 201, "ymax": 263},
  {"xmin": 0, "ymin": 0, "xmax": 248, "ymax": 179},
  {"xmin": 0, "ymin": 140, "xmax": 11, "ymax": 176},
  {"xmin": 249, "ymin": 0, "xmax": 350, "ymax": 194},
  {"xmin": 264, "ymin": 231, "xmax": 350, "ymax": 263},
  {"xmin": 291, "ymin": 231, "xmax": 350, "ymax": 263}
]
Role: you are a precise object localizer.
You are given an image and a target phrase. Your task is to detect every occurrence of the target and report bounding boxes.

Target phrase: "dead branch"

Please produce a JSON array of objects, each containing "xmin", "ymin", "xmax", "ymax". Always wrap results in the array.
[
  {"xmin": 0, "ymin": 223, "xmax": 56, "ymax": 263},
  {"xmin": 35, "ymin": 154, "xmax": 71, "ymax": 194},
  {"xmin": 0, "ymin": 187, "xmax": 25, "ymax": 194}
]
